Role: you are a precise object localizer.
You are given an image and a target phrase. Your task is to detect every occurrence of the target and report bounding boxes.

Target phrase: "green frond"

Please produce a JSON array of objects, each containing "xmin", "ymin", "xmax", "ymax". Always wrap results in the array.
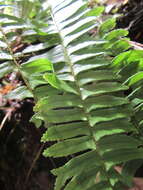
[
  {"xmin": 1, "ymin": 0, "xmax": 143, "ymax": 189},
  {"xmin": 33, "ymin": 0, "xmax": 143, "ymax": 189},
  {"xmin": 112, "ymin": 42, "xmax": 143, "ymax": 144}
]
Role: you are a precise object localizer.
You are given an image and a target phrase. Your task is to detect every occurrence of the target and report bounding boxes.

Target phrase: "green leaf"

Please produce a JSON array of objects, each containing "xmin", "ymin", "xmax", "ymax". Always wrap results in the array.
[
  {"xmin": 21, "ymin": 58, "xmax": 53, "ymax": 76},
  {"xmin": 34, "ymin": 85, "xmax": 60, "ymax": 99},
  {"xmin": 64, "ymin": 167, "xmax": 99, "ymax": 190},
  {"xmin": 98, "ymin": 134, "xmax": 141, "ymax": 153},
  {"xmin": 104, "ymin": 29, "xmax": 128, "ymax": 41},
  {"xmin": 27, "ymin": 45, "xmax": 64, "ymax": 64},
  {"xmin": 30, "ymin": 113, "xmax": 43, "ymax": 128},
  {"xmin": 43, "ymin": 73, "xmax": 78, "ymax": 94},
  {"xmin": 112, "ymin": 51, "xmax": 131, "ymax": 68},
  {"xmin": 43, "ymin": 73, "xmax": 62, "ymax": 89},
  {"xmin": 107, "ymin": 40, "xmax": 131, "ymax": 55},
  {"xmin": 41, "ymin": 108, "xmax": 86, "ymax": 123},
  {"xmin": 103, "ymin": 149, "xmax": 143, "ymax": 164},
  {"xmin": 128, "ymin": 72, "xmax": 143, "ymax": 86},
  {"xmin": 93, "ymin": 119, "xmax": 135, "ymax": 141},
  {"xmin": 113, "ymin": 50, "xmax": 143, "ymax": 68},
  {"xmin": 78, "ymin": 70, "xmax": 119, "ymax": 85},
  {"xmin": 99, "ymin": 18, "xmax": 116, "ymax": 34},
  {"xmin": 86, "ymin": 6, "xmax": 104, "ymax": 17},
  {"xmin": 43, "ymin": 136, "xmax": 95, "ymax": 157},
  {"xmin": 28, "ymin": 74, "xmax": 47, "ymax": 89},
  {"xmin": 35, "ymin": 94, "xmax": 82, "ymax": 111},
  {"xmin": 85, "ymin": 95, "xmax": 129, "ymax": 112},
  {"xmin": 90, "ymin": 106, "xmax": 131, "ymax": 126},
  {"xmin": 41, "ymin": 122, "xmax": 89, "ymax": 141},
  {"xmin": 53, "ymin": 151, "xmax": 101, "ymax": 190},
  {"xmin": 81, "ymin": 82, "xmax": 128, "ymax": 99}
]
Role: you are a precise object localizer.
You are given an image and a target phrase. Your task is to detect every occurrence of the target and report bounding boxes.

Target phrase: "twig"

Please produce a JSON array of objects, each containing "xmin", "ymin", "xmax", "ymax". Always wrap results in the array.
[
  {"xmin": 0, "ymin": 108, "xmax": 13, "ymax": 130},
  {"xmin": 24, "ymin": 143, "xmax": 45, "ymax": 187}
]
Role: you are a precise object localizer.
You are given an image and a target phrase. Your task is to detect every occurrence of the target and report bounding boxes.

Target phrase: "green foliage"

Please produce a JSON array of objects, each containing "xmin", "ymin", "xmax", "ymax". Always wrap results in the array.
[
  {"xmin": 0, "ymin": 0, "xmax": 58, "ymax": 99},
  {"xmin": 1, "ymin": 0, "xmax": 143, "ymax": 190},
  {"xmin": 33, "ymin": 0, "xmax": 143, "ymax": 189}
]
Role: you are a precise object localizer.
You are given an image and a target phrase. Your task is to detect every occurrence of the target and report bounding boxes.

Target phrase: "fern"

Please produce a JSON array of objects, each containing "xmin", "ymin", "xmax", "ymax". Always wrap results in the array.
[
  {"xmin": 0, "ymin": 0, "xmax": 59, "ymax": 100},
  {"xmin": 33, "ymin": 0, "xmax": 143, "ymax": 189},
  {"xmin": 111, "ymin": 46, "xmax": 143, "ymax": 185},
  {"xmin": 1, "ymin": 0, "xmax": 143, "ymax": 189},
  {"xmin": 112, "ymin": 49, "xmax": 143, "ymax": 125}
]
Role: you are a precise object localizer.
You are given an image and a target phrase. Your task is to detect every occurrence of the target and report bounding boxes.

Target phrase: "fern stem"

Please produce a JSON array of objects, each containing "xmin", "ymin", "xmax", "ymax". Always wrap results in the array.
[
  {"xmin": 0, "ymin": 26, "xmax": 34, "ymax": 97},
  {"xmin": 51, "ymin": 10, "xmax": 114, "ymax": 189}
]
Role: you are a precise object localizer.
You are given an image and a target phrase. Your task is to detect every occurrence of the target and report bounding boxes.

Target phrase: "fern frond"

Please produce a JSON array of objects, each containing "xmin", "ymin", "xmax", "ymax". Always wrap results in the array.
[
  {"xmin": 112, "ymin": 48, "xmax": 143, "ymax": 131},
  {"xmin": 33, "ymin": 0, "xmax": 143, "ymax": 189},
  {"xmin": 0, "ymin": 3, "xmax": 58, "ymax": 99}
]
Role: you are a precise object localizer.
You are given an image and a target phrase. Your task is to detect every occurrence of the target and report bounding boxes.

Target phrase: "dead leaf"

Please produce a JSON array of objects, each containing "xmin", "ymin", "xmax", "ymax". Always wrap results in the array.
[{"xmin": 0, "ymin": 83, "xmax": 17, "ymax": 95}]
